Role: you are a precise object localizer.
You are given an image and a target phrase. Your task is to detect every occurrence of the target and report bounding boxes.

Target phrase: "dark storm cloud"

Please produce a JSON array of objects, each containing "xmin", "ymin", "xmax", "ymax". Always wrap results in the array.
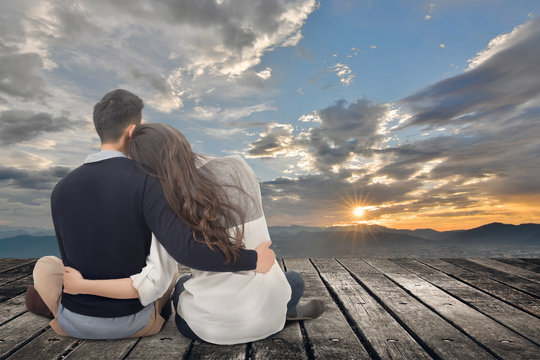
[
  {"xmin": 0, "ymin": 165, "xmax": 70, "ymax": 190},
  {"xmin": 402, "ymin": 18, "xmax": 540, "ymax": 128},
  {"xmin": 0, "ymin": 110, "xmax": 72, "ymax": 147}
]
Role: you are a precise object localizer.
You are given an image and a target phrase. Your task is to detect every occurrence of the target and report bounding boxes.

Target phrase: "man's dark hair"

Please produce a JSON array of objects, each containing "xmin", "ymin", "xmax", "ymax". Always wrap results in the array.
[{"xmin": 93, "ymin": 89, "xmax": 144, "ymax": 143}]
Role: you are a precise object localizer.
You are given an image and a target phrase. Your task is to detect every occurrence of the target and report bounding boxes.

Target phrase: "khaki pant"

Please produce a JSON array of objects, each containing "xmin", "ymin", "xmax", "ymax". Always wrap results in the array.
[{"xmin": 33, "ymin": 256, "xmax": 176, "ymax": 338}]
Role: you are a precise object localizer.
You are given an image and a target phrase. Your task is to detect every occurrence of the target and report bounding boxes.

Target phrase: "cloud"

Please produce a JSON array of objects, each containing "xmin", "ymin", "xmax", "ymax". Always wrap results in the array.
[
  {"xmin": 0, "ymin": 52, "xmax": 48, "ymax": 101},
  {"xmin": 424, "ymin": 3, "xmax": 435, "ymax": 20},
  {"xmin": 332, "ymin": 63, "xmax": 355, "ymax": 86},
  {"xmin": 247, "ymin": 99, "xmax": 389, "ymax": 173},
  {"xmin": 256, "ymin": 67, "xmax": 272, "ymax": 80},
  {"xmin": 401, "ymin": 18, "xmax": 540, "ymax": 129},
  {"xmin": 0, "ymin": 110, "xmax": 74, "ymax": 147},
  {"xmin": 1, "ymin": 0, "xmax": 317, "ymax": 113},
  {"xmin": 247, "ymin": 123, "xmax": 295, "ymax": 158},
  {"xmin": 190, "ymin": 102, "xmax": 276, "ymax": 122},
  {"xmin": 0, "ymin": 165, "xmax": 70, "ymax": 190}
]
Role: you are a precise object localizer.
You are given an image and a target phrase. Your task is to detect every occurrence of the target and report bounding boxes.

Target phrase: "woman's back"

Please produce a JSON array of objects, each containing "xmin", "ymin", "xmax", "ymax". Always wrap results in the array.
[{"xmin": 177, "ymin": 155, "xmax": 291, "ymax": 344}]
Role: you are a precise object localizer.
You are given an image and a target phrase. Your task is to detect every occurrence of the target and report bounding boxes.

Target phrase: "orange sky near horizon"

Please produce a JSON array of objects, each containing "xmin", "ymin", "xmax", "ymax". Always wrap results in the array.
[{"xmin": 318, "ymin": 194, "xmax": 540, "ymax": 231}]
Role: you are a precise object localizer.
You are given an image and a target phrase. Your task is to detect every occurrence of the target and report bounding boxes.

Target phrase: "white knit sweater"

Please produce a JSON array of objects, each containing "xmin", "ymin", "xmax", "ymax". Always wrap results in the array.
[{"xmin": 130, "ymin": 155, "xmax": 291, "ymax": 344}]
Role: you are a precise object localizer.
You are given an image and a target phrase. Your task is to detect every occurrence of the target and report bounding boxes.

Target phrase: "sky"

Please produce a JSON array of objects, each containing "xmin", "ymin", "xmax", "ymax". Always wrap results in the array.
[{"xmin": 1, "ymin": 0, "xmax": 539, "ymax": 231}]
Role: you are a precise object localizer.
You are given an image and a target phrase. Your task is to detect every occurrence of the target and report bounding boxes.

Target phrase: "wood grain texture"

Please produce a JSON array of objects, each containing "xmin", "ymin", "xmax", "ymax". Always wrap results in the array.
[
  {"xmin": 0, "ymin": 293, "xmax": 27, "ymax": 325},
  {"xmin": 339, "ymin": 257, "xmax": 496, "ymax": 360},
  {"xmin": 284, "ymin": 258, "xmax": 371, "ymax": 360},
  {"xmin": 62, "ymin": 337, "xmax": 139, "ymax": 359},
  {"xmin": 468, "ymin": 258, "xmax": 540, "ymax": 284},
  {"xmin": 0, "ymin": 259, "xmax": 36, "ymax": 274},
  {"xmin": 392, "ymin": 258, "xmax": 540, "ymax": 345},
  {"xmin": 419, "ymin": 258, "xmax": 540, "ymax": 317},
  {"xmin": 0, "ymin": 257, "xmax": 538, "ymax": 359},
  {"xmin": 0, "ymin": 312, "xmax": 50, "ymax": 359},
  {"xmin": 493, "ymin": 258, "xmax": 540, "ymax": 273},
  {"xmin": 6, "ymin": 328, "xmax": 79, "ymax": 360},
  {"xmin": 312, "ymin": 258, "xmax": 431, "ymax": 360},
  {"xmin": 442, "ymin": 258, "xmax": 540, "ymax": 298},
  {"xmin": 365, "ymin": 258, "xmax": 539, "ymax": 359}
]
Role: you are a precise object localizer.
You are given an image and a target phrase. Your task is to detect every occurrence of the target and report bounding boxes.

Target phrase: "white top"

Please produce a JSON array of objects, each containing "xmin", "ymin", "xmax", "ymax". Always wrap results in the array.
[{"xmin": 130, "ymin": 155, "xmax": 291, "ymax": 344}]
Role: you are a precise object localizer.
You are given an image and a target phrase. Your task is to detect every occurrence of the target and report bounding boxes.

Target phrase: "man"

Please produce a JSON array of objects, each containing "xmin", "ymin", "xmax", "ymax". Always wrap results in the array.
[{"xmin": 25, "ymin": 89, "xmax": 276, "ymax": 339}]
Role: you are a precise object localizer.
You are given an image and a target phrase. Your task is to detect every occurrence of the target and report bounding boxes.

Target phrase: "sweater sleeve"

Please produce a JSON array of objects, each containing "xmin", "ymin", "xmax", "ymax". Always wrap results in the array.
[{"xmin": 142, "ymin": 175, "xmax": 258, "ymax": 272}]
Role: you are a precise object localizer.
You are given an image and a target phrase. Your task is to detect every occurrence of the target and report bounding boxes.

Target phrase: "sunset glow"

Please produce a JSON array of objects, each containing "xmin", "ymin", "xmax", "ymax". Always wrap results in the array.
[{"xmin": 353, "ymin": 207, "xmax": 365, "ymax": 218}]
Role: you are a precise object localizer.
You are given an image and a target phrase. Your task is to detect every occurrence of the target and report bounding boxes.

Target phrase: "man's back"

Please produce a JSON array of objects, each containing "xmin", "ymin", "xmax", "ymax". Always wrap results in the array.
[{"xmin": 52, "ymin": 156, "xmax": 151, "ymax": 317}]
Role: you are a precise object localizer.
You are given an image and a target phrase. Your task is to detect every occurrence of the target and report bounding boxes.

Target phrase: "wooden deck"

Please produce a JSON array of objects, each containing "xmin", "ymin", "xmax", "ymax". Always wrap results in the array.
[{"xmin": 0, "ymin": 258, "xmax": 539, "ymax": 359}]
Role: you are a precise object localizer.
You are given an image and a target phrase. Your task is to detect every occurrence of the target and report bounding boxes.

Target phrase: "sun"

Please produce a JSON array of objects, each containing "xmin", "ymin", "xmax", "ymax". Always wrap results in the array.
[{"xmin": 353, "ymin": 206, "xmax": 365, "ymax": 218}]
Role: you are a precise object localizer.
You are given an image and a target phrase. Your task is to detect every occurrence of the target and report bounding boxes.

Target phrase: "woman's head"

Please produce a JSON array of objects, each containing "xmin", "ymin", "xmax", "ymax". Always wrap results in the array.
[{"xmin": 128, "ymin": 123, "xmax": 245, "ymax": 263}]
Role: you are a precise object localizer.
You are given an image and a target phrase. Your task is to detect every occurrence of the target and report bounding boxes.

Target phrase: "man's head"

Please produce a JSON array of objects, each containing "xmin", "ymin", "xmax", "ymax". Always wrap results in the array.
[{"xmin": 93, "ymin": 89, "xmax": 143, "ymax": 144}]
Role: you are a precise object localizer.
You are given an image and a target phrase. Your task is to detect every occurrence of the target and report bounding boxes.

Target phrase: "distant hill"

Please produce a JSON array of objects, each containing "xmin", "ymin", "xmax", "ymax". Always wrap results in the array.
[
  {"xmin": 1, "ymin": 223, "xmax": 538, "ymax": 258},
  {"xmin": 269, "ymin": 222, "xmax": 540, "ymax": 258},
  {"xmin": 0, "ymin": 225, "xmax": 55, "ymax": 239},
  {"xmin": 441, "ymin": 223, "xmax": 540, "ymax": 244}
]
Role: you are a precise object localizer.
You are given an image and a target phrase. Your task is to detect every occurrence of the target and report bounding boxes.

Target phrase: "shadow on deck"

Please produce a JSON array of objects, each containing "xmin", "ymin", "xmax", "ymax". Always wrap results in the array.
[{"xmin": 0, "ymin": 257, "xmax": 539, "ymax": 359}]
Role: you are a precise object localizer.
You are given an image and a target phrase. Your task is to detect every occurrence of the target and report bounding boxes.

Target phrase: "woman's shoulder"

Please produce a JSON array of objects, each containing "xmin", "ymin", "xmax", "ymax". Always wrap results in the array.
[
  {"xmin": 199, "ymin": 154, "xmax": 251, "ymax": 171},
  {"xmin": 200, "ymin": 155, "xmax": 257, "ymax": 185}
]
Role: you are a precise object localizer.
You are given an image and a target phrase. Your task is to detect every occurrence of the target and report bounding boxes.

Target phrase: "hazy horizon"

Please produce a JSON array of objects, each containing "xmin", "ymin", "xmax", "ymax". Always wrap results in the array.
[{"xmin": 1, "ymin": 1, "xmax": 540, "ymax": 231}]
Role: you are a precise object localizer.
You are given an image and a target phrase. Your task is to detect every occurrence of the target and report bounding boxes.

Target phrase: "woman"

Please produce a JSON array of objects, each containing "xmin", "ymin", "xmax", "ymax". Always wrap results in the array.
[{"xmin": 63, "ymin": 123, "xmax": 321, "ymax": 344}]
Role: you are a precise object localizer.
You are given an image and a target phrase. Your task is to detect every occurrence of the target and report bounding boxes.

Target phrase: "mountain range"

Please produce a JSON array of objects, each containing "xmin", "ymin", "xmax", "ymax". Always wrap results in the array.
[{"xmin": 1, "ymin": 222, "xmax": 539, "ymax": 258}]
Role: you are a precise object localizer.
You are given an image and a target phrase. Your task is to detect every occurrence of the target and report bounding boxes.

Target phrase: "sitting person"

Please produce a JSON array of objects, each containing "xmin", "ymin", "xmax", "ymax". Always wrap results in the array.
[{"xmin": 63, "ymin": 123, "xmax": 323, "ymax": 344}]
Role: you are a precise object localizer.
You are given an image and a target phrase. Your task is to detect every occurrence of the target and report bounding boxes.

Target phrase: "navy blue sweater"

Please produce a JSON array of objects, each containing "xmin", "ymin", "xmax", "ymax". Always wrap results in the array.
[{"xmin": 51, "ymin": 157, "xmax": 257, "ymax": 317}]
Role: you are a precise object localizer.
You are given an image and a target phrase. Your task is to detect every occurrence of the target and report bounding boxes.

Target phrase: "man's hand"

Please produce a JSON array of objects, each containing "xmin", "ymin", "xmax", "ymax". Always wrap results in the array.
[
  {"xmin": 255, "ymin": 241, "xmax": 275, "ymax": 274},
  {"xmin": 63, "ymin": 266, "xmax": 86, "ymax": 295}
]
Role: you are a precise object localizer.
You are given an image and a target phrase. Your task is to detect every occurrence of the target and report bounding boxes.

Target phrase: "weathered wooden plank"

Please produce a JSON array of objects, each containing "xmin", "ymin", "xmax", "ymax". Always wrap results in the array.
[
  {"xmin": 0, "ymin": 274, "xmax": 33, "ymax": 303},
  {"xmin": 494, "ymin": 258, "xmax": 540, "ymax": 273},
  {"xmin": 188, "ymin": 341, "xmax": 246, "ymax": 360},
  {"xmin": 365, "ymin": 258, "xmax": 539, "ymax": 359},
  {"xmin": 0, "ymin": 259, "xmax": 36, "ymax": 274},
  {"xmin": 63, "ymin": 337, "xmax": 139, "ymax": 359},
  {"xmin": 6, "ymin": 328, "xmax": 80, "ymax": 360},
  {"xmin": 0, "ymin": 293, "xmax": 27, "ymax": 325},
  {"xmin": 521, "ymin": 258, "xmax": 540, "ymax": 265},
  {"xmin": 0, "ymin": 312, "xmax": 50, "ymax": 359},
  {"xmin": 468, "ymin": 258, "xmax": 540, "ymax": 284},
  {"xmin": 251, "ymin": 321, "xmax": 308, "ymax": 360},
  {"xmin": 419, "ymin": 258, "xmax": 540, "ymax": 317},
  {"xmin": 311, "ymin": 258, "xmax": 431, "ymax": 360},
  {"xmin": 339, "ymin": 257, "xmax": 495, "ymax": 360},
  {"xmin": 126, "ymin": 313, "xmax": 192, "ymax": 359},
  {"xmin": 283, "ymin": 258, "xmax": 370, "ymax": 360},
  {"xmin": 443, "ymin": 258, "xmax": 540, "ymax": 298},
  {"xmin": 392, "ymin": 258, "xmax": 540, "ymax": 345},
  {"xmin": 0, "ymin": 263, "xmax": 35, "ymax": 287}
]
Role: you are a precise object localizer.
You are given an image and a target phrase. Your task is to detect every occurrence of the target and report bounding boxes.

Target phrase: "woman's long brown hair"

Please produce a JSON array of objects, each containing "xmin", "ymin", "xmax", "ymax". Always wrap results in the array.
[{"xmin": 128, "ymin": 123, "xmax": 245, "ymax": 263}]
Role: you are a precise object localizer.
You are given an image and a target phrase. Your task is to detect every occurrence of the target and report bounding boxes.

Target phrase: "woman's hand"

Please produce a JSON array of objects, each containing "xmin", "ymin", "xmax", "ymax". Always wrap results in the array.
[{"xmin": 63, "ymin": 266, "xmax": 87, "ymax": 295}]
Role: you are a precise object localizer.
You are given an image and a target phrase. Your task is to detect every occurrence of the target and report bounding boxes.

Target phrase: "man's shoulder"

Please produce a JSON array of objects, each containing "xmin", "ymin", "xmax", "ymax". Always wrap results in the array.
[{"xmin": 53, "ymin": 158, "xmax": 151, "ymax": 191}]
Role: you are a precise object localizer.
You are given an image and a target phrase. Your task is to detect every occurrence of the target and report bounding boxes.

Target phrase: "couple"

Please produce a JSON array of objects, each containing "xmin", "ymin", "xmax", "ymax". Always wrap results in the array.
[{"xmin": 25, "ymin": 89, "xmax": 323, "ymax": 344}]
